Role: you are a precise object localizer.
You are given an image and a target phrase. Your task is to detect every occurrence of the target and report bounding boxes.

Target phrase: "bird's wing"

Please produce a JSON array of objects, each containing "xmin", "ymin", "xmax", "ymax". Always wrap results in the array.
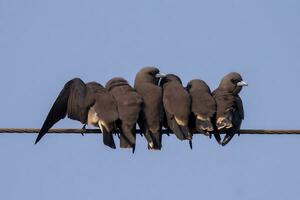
[
  {"xmin": 35, "ymin": 78, "xmax": 86, "ymax": 144},
  {"xmin": 235, "ymin": 95, "xmax": 244, "ymax": 120},
  {"xmin": 135, "ymin": 83, "xmax": 163, "ymax": 149},
  {"xmin": 67, "ymin": 78, "xmax": 88, "ymax": 123},
  {"xmin": 218, "ymin": 95, "xmax": 244, "ymax": 146},
  {"xmin": 164, "ymin": 111, "xmax": 184, "ymax": 140}
]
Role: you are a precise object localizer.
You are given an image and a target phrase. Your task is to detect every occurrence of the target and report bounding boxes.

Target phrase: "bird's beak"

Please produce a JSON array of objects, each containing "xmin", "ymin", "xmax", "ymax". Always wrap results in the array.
[
  {"xmin": 237, "ymin": 81, "xmax": 248, "ymax": 87},
  {"xmin": 155, "ymin": 72, "xmax": 167, "ymax": 78}
]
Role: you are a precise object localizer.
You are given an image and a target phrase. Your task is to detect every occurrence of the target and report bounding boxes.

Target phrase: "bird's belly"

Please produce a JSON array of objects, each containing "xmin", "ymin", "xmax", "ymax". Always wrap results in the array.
[{"xmin": 87, "ymin": 107, "xmax": 99, "ymax": 126}]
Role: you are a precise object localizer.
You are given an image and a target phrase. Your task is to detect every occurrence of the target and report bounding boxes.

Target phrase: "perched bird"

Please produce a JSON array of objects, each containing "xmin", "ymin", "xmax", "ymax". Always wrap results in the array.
[
  {"xmin": 160, "ymin": 74, "xmax": 193, "ymax": 148},
  {"xmin": 35, "ymin": 78, "xmax": 118, "ymax": 149},
  {"xmin": 212, "ymin": 72, "xmax": 247, "ymax": 146},
  {"xmin": 106, "ymin": 77, "xmax": 142, "ymax": 153},
  {"xmin": 186, "ymin": 79, "xmax": 217, "ymax": 138},
  {"xmin": 134, "ymin": 67, "xmax": 166, "ymax": 150}
]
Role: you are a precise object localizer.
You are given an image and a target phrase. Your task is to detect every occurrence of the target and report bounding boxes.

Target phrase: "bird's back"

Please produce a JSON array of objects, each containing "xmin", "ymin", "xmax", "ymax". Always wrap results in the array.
[
  {"xmin": 86, "ymin": 82, "xmax": 119, "ymax": 124},
  {"xmin": 163, "ymin": 82, "xmax": 191, "ymax": 121},
  {"xmin": 190, "ymin": 89, "xmax": 216, "ymax": 118}
]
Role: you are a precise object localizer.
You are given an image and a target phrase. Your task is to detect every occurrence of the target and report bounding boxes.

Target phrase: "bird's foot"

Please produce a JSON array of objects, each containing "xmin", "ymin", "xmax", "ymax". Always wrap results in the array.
[
  {"xmin": 80, "ymin": 125, "xmax": 86, "ymax": 136},
  {"xmin": 203, "ymin": 131, "xmax": 210, "ymax": 137}
]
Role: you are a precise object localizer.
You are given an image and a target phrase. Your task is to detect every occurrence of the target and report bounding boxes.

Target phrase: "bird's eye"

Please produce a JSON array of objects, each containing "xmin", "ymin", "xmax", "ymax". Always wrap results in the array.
[{"xmin": 231, "ymin": 79, "xmax": 240, "ymax": 84}]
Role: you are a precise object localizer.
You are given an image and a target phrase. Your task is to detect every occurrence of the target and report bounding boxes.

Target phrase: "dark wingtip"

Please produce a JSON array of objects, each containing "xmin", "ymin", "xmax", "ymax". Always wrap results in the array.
[
  {"xmin": 189, "ymin": 140, "xmax": 193, "ymax": 150},
  {"xmin": 103, "ymin": 131, "xmax": 116, "ymax": 149},
  {"xmin": 179, "ymin": 125, "xmax": 192, "ymax": 141},
  {"xmin": 221, "ymin": 133, "xmax": 235, "ymax": 146},
  {"xmin": 34, "ymin": 139, "xmax": 39, "ymax": 145},
  {"xmin": 34, "ymin": 133, "xmax": 44, "ymax": 144},
  {"xmin": 132, "ymin": 145, "xmax": 136, "ymax": 154},
  {"xmin": 213, "ymin": 133, "xmax": 222, "ymax": 145}
]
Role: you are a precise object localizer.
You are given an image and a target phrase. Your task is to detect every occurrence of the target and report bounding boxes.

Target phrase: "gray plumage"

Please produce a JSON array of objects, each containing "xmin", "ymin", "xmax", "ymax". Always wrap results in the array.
[
  {"xmin": 160, "ymin": 74, "xmax": 192, "ymax": 146},
  {"xmin": 212, "ymin": 72, "xmax": 247, "ymax": 146},
  {"xmin": 35, "ymin": 78, "xmax": 118, "ymax": 149},
  {"xmin": 134, "ymin": 67, "xmax": 165, "ymax": 150},
  {"xmin": 106, "ymin": 77, "xmax": 142, "ymax": 152},
  {"xmin": 186, "ymin": 79, "xmax": 216, "ymax": 137}
]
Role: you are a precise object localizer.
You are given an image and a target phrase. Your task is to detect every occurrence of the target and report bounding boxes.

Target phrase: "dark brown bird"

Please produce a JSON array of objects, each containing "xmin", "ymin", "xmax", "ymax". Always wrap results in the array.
[
  {"xmin": 160, "ymin": 74, "xmax": 192, "ymax": 148},
  {"xmin": 106, "ymin": 77, "xmax": 142, "ymax": 153},
  {"xmin": 35, "ymin": 78, "xmax": 118, "ymax": 149},
  {"xmin": 134, "ymin": 67, "xmax": 166, "ymax": 150},
  {"xmin": 212, "ymin": 72, "xmax": 247, "ymax": 146},
  {"xmin": 186, "ymin": 79, "xmax": 216, "ymax": 138}
]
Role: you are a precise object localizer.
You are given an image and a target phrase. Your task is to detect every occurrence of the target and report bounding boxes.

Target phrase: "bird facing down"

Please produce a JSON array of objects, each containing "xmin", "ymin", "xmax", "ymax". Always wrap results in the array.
[
  {"xmin": 160, "ymin": 74, "xmax": 193, "ymax": 148},
  {"xmin": 134, "ymin": 67, "xmax": 166, "ymax": 150},
  {"xmin": 35, "ymin": 78, "xmax": 119, "ymax": 149},
  {"xmin": 212, "ymin": 72, "xmax": 247, "ymax": 146},
  {"xmin": 106, "ymin": 77, "xmax": 143, "ymax": 153},
  {"xmin": 186, "ymin": 79, "xmax": 216, "ymax": 137}
]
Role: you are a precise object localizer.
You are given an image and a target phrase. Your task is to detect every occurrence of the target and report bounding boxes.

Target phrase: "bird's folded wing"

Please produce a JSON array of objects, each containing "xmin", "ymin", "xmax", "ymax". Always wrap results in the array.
[
  {"xmin": 235, "ymin": 96, "xmax": 244, "ymax": 120},
  {"xmin": 67, "ymin": 78, "xmax": 88, "ymax": 123},
  {"xmin": 35, "ymin": 78, "xmax": 80, "ymax": 144}
]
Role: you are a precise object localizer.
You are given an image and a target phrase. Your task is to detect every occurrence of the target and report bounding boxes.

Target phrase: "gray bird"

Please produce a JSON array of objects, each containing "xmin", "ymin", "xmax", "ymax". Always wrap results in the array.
[
  {"xmin": 134, "ymin": 67, "xmax": 166, "ymax": 150},
  {"xmin": 186, "ymin": 79, "xmax": 216, "ymax": 138},
  {"xmin": 212, "ymin": 72, "xmax": 247, "ymax": 146},
  {"xmin": 35, "ymin": 78, "xmax": 118, "ymax": 149},
  {"xmin": 106, "ymin": 77, "xmax": 143, "ymax": 153},
  {"xmin": 160, "ymin": 74, "xmax": 192, "ymax": 148}
]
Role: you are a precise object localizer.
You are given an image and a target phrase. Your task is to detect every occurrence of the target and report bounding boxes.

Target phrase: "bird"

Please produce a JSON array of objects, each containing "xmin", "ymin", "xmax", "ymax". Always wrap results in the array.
[
  {"xmin": 186, "ymin": 79, "xmax": 217, "ymax": 139},
  {"xmin": 212, "ymin": 72, "xmax": 247, "ymax": 146},
  {"xmin": 160, "ymin": 74, "xmax": 193, "ymax": 148},
  {"xmin": 106, "ymin": 77, "xmax": 143, "ymax": 153},
  {"xmin": 35, "ymin": 78, "xmax": 119, "ymax": 149},
  {"xmin": 134, "ymin": 67, "xmax": 166, "ymax": 150}
]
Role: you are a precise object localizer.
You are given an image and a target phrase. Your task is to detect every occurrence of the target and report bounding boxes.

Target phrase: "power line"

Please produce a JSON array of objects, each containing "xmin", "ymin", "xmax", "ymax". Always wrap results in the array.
[{"xmin": 0, "ymin": 128, "xmax": 299, "ymax": 135}]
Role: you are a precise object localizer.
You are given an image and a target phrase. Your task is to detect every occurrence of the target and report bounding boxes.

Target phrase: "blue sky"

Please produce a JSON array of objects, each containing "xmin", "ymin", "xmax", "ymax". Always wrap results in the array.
[{"xmin": 0, "ymin": 0, "xmax": 300, "ymax": 199}]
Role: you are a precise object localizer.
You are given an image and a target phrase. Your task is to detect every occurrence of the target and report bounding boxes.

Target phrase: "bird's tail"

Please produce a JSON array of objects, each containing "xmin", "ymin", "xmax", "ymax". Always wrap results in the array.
[
  {"xmin": 100, "ymin": 121, "xmax": 116, "ymax": 149},
  {"xmin": 119, "ymin": 123, "xmax": 136, "ymax": 153},
  {"xmin": 147, "ymin": 129, "xmax": 162, "ymax": 150},
  {"xmin": 103, "ymin": 130, "xmax": 116, "ymax": 149},
  {"xmin": 170, "ymin": 116, "xmax": 193, "ymax": 149}
]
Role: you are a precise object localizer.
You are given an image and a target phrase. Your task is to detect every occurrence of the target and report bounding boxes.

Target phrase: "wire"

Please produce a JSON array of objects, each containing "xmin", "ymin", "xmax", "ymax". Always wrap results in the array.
[{"xmin": 0, "ymin": 128, "xmax": 299, "ymax": 134}]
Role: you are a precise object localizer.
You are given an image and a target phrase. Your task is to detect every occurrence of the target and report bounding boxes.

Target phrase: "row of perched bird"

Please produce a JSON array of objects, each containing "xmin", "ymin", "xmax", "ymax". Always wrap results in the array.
[{"xmin": 35, "ymin": 67, "xmax": 247, "ymax": 152}]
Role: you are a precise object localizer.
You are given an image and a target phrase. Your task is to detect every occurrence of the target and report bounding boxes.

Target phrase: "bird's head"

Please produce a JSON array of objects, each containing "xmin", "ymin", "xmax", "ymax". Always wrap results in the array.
[
  {"xmin": 135, "ymin": 66, "xmax": 166, "ymax": 85},
  {"xmin": 219, "ymin": 72, "xmax": 248, "ymax": 94},
  {"xmin": 186, "ymin": 79, "xmax": 211, "ymax": 93},
  {"xmin": 105, "ymin": 77, "xmax": 129, "ymax": 91},
  {"xmin": 159, "ymin": 74, "xmax": 182, "ymax": 87}
]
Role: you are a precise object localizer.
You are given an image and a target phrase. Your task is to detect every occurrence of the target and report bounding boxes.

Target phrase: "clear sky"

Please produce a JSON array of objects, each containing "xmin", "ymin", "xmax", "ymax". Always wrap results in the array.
[{"xmin": 0, "ymin": 0, "xmax": 300, "ymax": 199}]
